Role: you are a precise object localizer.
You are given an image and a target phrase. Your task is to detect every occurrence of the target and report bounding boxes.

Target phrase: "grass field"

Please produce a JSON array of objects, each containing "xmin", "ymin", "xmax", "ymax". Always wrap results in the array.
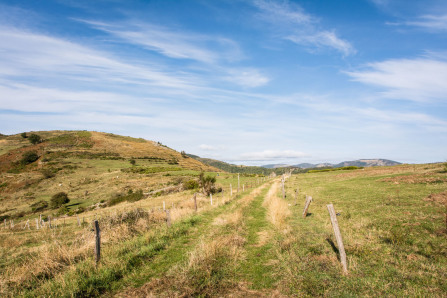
[{"xmin": 1, "ymin": 162, "xmax": 446, "ymax": 296}]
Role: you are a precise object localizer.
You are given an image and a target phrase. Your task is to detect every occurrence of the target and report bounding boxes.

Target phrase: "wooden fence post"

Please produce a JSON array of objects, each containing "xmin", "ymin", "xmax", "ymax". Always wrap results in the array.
[
  {"xmin": 243, "ymin": 184, "xmax": 245, "ymax": 192},
  {"xmin": 282, "ymin": 177, "xmax": 285, "ymax": 199},
  {"xmin": 327, "ymin": 204, "xmax": 348, "ymax": 274},
  {"xmin": 166, "ymin": 209, "xmax": 171, "ymax": 227},
  {"xmin": 294, "ymin": 188, "xmax": 298, "ymax": 205},
  {"xmin": 48, "ymin": 216, "xmax": 52, "ymax": 229},
  {"xmin": 238, "ymin": 173, "xmax": 240, "ymax": 192},
  {"xmin": 210, "ymin": 194, "xmax": 213, "ymax": 205},
  {"xmin": 194, "ymin": 193, "xmax": 198, "ymax": 212},
  {"xmin": 77, "ymin": 215, "xmax": 81, "ymax": 227},
  {"xmin": 302, "ymin": 196, "xmax": 312, "ymax": 218},
  {"xmin": 93, "ymin": 220, "xmax": 101, "ymax": 265},
  {"xmin": 36, "ymin": 218, "xmax": 39, "ymax": 230},
  {"xmin": 163, "ymin": 201, "xmax": 166, "ymax": 211}
]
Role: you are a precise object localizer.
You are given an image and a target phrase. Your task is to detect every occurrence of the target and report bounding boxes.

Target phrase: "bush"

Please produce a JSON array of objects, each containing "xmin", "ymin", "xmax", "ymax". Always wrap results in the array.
[
  {"xmin": 108, "ymin": 189, "xmax": 144, "ymax": 206},
  {"xmin": 129, "ymin": 159, "xmax": 136, "ymax": 165},
  {"xmin": 21, "ymin": 132, "xmax": 27, "ymax": 138},
  {"xmin": 56, "ymin": 205, "xmax": 69, "ymax": 216},
  {"xmin": 20, "ymin": 151, "xmax": 39, "ymax": 165},
  {"xmin": 28, "ymin": 134, "xmax": 42, "ymax": 145},
  {"xmin": 40, "ymin": 168, "xmax": 56, "ymax": 179},
  {"xmin": 30, "ymin": 200, "xmax": 49, "ymax": 212},
  {"xmin": 183, "ymin": 179, "xmax": 199, "ymax": 190},
  {"xmin": 199, "ymin": 172, "xmax": 217, "ymax": 195},
  {"xmin": 50, "ymin": 192, "xmax": 70, "ymax": 209}
]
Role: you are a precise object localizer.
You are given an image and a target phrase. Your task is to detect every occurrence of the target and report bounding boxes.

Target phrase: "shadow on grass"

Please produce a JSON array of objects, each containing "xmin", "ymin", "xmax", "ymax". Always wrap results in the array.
[
  {"xmin": 326, "ymin": 238, "xmax": 340, "ymax": 261},
  {"xmin": 67, "ymin": 202, "xmax": 81, "ymax": 207},
  {"xmin": 305, "ymin": 213, "xmax": 313, "ymax": 217}
]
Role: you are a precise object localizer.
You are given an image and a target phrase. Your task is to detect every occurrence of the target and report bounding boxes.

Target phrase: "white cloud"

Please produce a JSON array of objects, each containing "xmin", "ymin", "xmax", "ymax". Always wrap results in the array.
[
  {"xmin": 0, "ymin": 26, "xmax": 194, "ymax": 90},
  {"xmin": 199, "ymin": 144, "xmax": 217, "ymax": 151},
  {"xmin": 223, "ymin": 68, "xmax": 270, "ymax": 88},
  {"xmin": 238, "ymin": 150, "xmax": 309, "ymax": 161},
  {"xmin": 346, "ymin": 57, "xmax": 447, "ymax": 102},
  {"xmin": 79, "ymin": 20, "xmax": 243, "ymax": 64},
  {"xmin": 405, "ymin": 14, "xmax": 447, "ymax": 31},
  {"xmin": 253, "ymin": 0, "xmax": 355, "ymax": 56}
]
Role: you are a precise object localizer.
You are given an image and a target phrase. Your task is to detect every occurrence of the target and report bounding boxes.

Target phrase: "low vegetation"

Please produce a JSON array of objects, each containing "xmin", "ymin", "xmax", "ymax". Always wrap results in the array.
[{"xmin": 1, "ymin": 131, "xmax": 446, "ymax": 297}]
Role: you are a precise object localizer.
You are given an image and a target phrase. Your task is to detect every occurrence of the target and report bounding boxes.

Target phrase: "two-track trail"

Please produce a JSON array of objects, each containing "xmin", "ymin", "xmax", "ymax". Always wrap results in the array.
[{"xmin": 115, "ymin": 178, "xmax": 292, "ymax": 297}]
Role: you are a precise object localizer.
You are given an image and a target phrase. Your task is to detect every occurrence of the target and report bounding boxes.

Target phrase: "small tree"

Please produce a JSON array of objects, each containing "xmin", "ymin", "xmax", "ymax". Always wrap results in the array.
[
  {"xmin": 129, "ymin": 158, "xmax": 136, "ymax": 166},
  {"xmin": 21, "ymin": 132, "xmax": 27, "ymax": 138},
  {"xmin": 199, "ymin": 172, "xmax": 217, "ymax": 195},
  {"xmin": 50, "ymin": 192, "xmax": 70, "ymax": 209},
  {"xmin": 21, "ymin": 151, "xmax": 39, "ymax": 165},
  {"xmin": 28, "ymin": 134, "xmax": 42, "ymax": 145}
]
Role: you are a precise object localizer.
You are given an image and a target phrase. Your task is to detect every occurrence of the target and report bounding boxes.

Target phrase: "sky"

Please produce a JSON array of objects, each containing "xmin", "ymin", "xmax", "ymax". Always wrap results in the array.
[{"xmin": 0, "ymin": 0, "xmax": 446, "ymax": 166}]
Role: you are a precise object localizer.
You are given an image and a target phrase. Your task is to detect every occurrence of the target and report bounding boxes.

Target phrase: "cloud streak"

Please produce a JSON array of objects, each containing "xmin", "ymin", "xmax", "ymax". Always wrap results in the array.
[
  {"xmin": 346, "ymin": 56, "xmax": 447, "ymax": 102},
  {"xmin": 253, "ymin": 0, "xmax": 355, "ymax": 56}
]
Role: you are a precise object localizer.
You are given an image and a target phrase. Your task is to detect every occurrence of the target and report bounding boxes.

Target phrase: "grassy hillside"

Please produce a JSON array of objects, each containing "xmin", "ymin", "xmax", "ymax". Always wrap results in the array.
[
  {"xmin": 188, "ymin": 154, "xmax": 296, "ymax": 175},
  {"xmin": 1, "ymin": 133, "xmax": 446, "ymax": 296},
  {"xmin": 0, "ymin": 130, "xmax": 221, "ymax": 222}
]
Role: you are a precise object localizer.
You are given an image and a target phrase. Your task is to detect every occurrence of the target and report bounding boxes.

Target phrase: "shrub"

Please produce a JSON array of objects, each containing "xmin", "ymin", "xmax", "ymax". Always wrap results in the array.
[
  {"xmin": 30, "ymin": 200, "xmax": 49, "ymax": 212},
  {"xmin": 28, "ymin": 134, "xmax": 42, "ymax": 145},
  {"xmin": 56, "ymin": 205, "xmax": 69, "ymax": 216},
  {"xmin": 20, "ymin": 151, "xmax": 39, "ymax": 165},
  {"xmin": 199, "ymin": 172, "xmax": 217, "ymax": 195},
  {"xmin": 50, "ymin": 192, "xmax": 70, "ymax": 209},
  {"xmin": 183, "ymin": 179, "xmax": 199, "ymax": 190},
  {"xmin": 40, "ymin": 168, "xmax": 56, "ymax": 179},
  {"xmin": 21, "ymin": 132, "xmax": 27, "ymax": 138},
  {"xmin": 108, "ymin": 189, "xmax": 144, "ymax": 206},
  {"xmin": 181, "ymin": 151, "xmax": 188, "ymax": 158},
  {"xmin": 129, "ymin": 159, "xmax": 136, "ymax": 165}
]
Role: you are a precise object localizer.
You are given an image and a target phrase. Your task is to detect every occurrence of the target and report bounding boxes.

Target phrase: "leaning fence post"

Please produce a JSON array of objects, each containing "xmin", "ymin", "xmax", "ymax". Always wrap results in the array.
[
  {"xmin": 327, "ymin": 204, "xmax": 348, "ymax": 274},
  {"xmin": 194, "ymin": 193, "xmax": 198, "ymax": 212},
  {"xmin": 166, "ymin": 209, "xmax": 171, "ymax": 227},
  {"xmin": 93, "ymin": 220, "xmax": 101, "ymax": 265},
  {"xmin": 303, "ymin": 196, "xmax": 312, "ymax": 218},
  {"xmin": 294, "ymin": 188, "xmax": 298, "ymax": 205}
]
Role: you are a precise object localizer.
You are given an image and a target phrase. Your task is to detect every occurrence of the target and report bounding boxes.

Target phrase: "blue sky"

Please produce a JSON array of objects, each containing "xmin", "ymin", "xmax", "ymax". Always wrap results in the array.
[{"xmin": 0, "ymin": 0, "xmax": 446, "ymax": 165}]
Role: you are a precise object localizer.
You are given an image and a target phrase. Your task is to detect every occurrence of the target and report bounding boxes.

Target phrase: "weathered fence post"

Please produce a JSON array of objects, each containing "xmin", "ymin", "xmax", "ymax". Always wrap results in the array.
[
  {"xmin": 282, "ymin": 178, "xmax": 285, "ymax": 199},
  {"xmin": 166, "ymin": 209, "xmax": 171, "ymax": 227},
  {"xmin": 210, "ymin": 193, "xmax": 213, "ymax": 205},
  {"xmin": 77, "ymin": 215, "xmax": 81, "ymax": 227},
  {"xmin": 238, "ymin": 173, "xmax": 240, "ymax": 192},
  {"xmin": 36, "ymin": 218, "xmax": 39, "ymax": 230},
  {"xmin": 194, "ymin": 193, "xmax": 198, "ymax": 212},
  {"xmin": 48, "ymin": 216, "xmax": 52, "ymax": 229},
  {"xmin": 243, "ymin": 184, "xmax": 245, "ymax": 192},
  {"xmin": 93, "ymin": 220, "xmax": 101, "ymax": 265},
  {"xmin": 294, "ymin": 188, "xmax": 298, "ymax": 205},
  {"xmin": 302, "ymin": 196, "xmax": 312, "ymax": 218},
  {"xmin": 163, "ymin": 201, "xmax": 166, "ymax": 211},
  {"xmin": 327, "ymin": 204, "xmax": 348, "ymax": 274}
]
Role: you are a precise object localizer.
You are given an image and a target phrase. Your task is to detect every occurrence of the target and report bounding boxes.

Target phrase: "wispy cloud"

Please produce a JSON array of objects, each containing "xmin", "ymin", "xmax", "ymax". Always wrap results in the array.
[
  {"xmin": 346, "ymin": 56, "xmax": 447, "ymax": 102},
  {"xmin": 405, "ymin": 14, "xmax": 447, "ymax": 31},
  {"xmin": 199, "ymin": 144, "xmax": 217, "ymax": 151},
  {"xmin": 238, "ymin": 150, "xmax": 309, "ymax": 161},
  {"xmin": 253, "ymin": 0, "xmax": 355, "ymax": 56},
  {"xmin": 79, "ymin": 20, "xmax": 243, "ymax": 64}
]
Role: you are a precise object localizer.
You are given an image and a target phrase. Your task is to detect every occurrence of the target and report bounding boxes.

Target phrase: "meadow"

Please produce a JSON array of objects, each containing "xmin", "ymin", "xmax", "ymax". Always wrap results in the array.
[{"xmin": 1, "ymin": 131, "xmax": 446, "ymax": 296}]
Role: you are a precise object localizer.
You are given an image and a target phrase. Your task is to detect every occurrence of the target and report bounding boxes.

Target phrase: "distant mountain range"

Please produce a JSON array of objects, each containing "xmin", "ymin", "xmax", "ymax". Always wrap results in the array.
[{"xmin": 262, "ymin": 159, "xmax": 401, "ymax": 169}]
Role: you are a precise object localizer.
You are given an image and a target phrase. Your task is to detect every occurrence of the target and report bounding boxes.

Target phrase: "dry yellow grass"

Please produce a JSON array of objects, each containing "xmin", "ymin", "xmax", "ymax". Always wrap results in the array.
[{"xmin": 263, "ymin": 180, "xmax": 291, "ymax": 231}]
